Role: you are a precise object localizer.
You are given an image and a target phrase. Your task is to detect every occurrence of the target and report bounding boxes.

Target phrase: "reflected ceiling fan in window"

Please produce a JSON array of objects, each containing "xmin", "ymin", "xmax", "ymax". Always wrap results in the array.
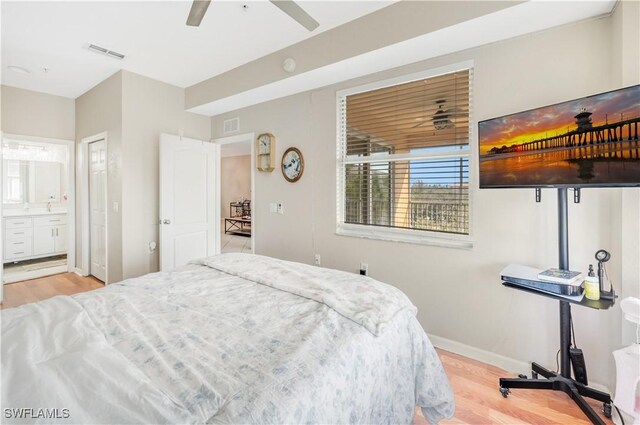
[
  {"xmin": 186, "ymin": 0, "xmax": 320, "ymax": 31},
  {"xmin": 412, "ymin": 99, "xmax": 456, "ymax": 130}
]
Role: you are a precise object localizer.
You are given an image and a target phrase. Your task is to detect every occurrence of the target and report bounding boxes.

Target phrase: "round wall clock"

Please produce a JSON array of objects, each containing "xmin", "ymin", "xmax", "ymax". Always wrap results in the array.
[{"xmin": 281, "ymin": 147, "xmax": 304, "ymax": 182}]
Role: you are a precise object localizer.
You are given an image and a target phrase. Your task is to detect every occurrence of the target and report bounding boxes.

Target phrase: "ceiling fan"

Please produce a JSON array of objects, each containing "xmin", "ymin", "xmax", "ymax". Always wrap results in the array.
[
  {"xmin": 186, "ymin": 0, "xmax": 320, "ymax": 31},
  {"xmin": 412, "ymin": 99, "xmax": 456, "ymax": 130}
]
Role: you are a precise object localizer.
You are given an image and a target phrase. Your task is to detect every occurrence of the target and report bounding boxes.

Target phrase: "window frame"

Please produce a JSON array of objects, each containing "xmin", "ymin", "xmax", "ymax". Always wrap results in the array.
[{"xmin": 336, "ymin": 61, "xmax": 474, "ymax": 249}]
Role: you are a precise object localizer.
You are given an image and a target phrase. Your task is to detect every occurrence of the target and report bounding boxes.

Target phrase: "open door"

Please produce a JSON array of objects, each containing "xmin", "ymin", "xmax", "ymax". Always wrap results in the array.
[{"xmin": 159, "ymin": 134, "xmax": 219, "ymax": 271}]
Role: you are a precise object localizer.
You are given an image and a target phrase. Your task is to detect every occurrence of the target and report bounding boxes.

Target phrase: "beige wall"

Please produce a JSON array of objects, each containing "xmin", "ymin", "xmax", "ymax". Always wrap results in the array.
[
  {"xmin": 1, "ymin": 85, "xmax": 75, "ymax": 140},
  {"xmin": 75, "ymin": 71, "xmax": 211, "ymax": 282},
  {"xmin": 120, "ymin": 71, "xmax": 211, "ymax": 279},
  {"xmin": 75, "ymin": 71, "xmax": 123, "ymax": 283},
  {"xmin": 221, "ymin": 155, "xmax": 251, "ymax": 219},
  {"xmin": 211, "ymin": 12, "xmax": 639, "ymax": 389}
]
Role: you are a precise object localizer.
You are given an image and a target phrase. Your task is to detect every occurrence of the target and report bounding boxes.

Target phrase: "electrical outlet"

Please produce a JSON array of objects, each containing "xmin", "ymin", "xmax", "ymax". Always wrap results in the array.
[
  {"xmin": 359, "ymin": 262, "xmax": 368, "ymax": 276},
  {"xmin": 314, "ymin": 254, "xmax": 321, "ymax": 266},
  {"xmin": 277, "ymin": 203, "xmax": 284, "ymax": 214}
]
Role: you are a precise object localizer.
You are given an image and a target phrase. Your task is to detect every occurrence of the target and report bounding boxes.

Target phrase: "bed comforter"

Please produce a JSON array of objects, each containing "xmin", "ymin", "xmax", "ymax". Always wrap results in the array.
[{"xmin": 1, "ymin": 253, "xmax": 454, "ymax": 424}]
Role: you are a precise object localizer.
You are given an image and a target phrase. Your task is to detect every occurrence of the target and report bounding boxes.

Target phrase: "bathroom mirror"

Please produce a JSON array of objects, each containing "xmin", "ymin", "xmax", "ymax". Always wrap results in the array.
[{"xmin": 2, "ymin": 160, "xmax": 63, "ymax": 204}]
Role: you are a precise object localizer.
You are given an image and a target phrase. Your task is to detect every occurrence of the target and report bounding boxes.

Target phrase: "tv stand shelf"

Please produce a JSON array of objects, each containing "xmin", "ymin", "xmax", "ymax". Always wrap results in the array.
[
  {"xmin": 498, "ymin": 188, "xmax": 615, "ymax": 425},
  {"xmin": 502, "ymin": 282, "xmax": 615, "ymax": 310}
]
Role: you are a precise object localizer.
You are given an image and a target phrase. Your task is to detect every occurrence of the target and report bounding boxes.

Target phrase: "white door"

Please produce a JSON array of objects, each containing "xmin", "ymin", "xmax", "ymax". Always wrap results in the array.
[
  {"xmin": 89, "ymin": 140, "xmax": 107, "ymax": 282},
  {"xmin": 159, "ymin": 134, "xmax": 219, "ymax": 271}
]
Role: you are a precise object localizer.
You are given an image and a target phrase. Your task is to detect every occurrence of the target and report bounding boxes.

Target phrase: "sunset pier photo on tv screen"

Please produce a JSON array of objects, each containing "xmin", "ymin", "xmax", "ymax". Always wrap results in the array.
[{"xmin": 478, "ymin": 85, "xmax": 640, "ymax": 188}]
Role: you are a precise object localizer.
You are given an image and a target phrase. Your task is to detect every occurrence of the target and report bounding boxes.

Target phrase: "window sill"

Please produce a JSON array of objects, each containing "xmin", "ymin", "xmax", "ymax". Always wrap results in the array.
[{"xmin": 336, "ymin": 223, "xmax": 473, "ymax": 250}]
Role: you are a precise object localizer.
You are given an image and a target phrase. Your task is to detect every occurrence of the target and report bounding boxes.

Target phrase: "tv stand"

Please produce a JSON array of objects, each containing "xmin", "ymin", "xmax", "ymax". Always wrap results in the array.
[{"xmin": 499, "ymin": 188, "xmax": 615, "ymax": 425}]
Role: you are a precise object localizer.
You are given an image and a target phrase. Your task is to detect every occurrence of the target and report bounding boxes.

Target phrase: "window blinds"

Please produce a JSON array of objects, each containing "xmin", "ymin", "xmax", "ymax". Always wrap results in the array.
[
  {"xmin": 339, "ymin": 69, "xmax": 471, "ymax": 235},
  {"xmin": 343, "ymin": 70, "xmax": 470, "ymax": 156}
]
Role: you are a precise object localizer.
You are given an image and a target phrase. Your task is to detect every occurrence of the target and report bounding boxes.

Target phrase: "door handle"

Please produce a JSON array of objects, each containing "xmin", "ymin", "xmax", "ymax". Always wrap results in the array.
[
  {"xmin": 56, "ymin": 228, "xmax": 59, "ymax": 236},
  {"xmin": 51, "ymin": 229, "xmax": 54, "ymax": 237},
  {"xmin": 162, "ymin": 219, "xmax": 171, "ymax": 224}
]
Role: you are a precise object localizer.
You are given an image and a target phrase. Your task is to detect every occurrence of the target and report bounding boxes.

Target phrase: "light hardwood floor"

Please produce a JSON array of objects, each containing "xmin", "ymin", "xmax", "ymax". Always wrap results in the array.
[
  {"xmin": 417, "ymin": 349, "xmax": 614, "ymax": 425},
  {"xmin": 1, "ymin": 273, "xmax": 613, "ymax": 424},
  {"xmin": 1, "ymin": 272, "xmax": 103, "ymax": 309}
]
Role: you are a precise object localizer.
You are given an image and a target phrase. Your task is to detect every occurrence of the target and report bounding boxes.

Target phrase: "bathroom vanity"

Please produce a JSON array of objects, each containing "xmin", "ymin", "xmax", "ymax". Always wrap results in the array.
[{"xmin": 3, "ymin": 211, "xmax": 67, "ymax": 263}]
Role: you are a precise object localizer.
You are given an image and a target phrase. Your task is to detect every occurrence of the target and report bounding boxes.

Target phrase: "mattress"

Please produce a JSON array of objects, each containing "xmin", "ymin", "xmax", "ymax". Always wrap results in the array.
[{"xmin": 1, "ymin": 253, "xmax": 454, "ymax": 424}]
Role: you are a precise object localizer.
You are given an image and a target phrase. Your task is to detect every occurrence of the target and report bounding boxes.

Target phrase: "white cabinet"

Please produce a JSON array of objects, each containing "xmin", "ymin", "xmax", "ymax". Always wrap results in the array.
[
  {"xmin": 55, "ymin": 225, "xmax": 67, "ymax": 253},
  {"xmin": 3, "ymin": 213, "xmax": 67, "ymax": 263},
  {"xmin": 4, "ymin": 218, "xmax": 33, "ymax": 261},
  {"xmin": 33, "ymin": 225, "xmax": 67, "ymax": 255},
  {"xmin": 33, "ymin": 225, "xmax": 56, "ymax": 255},
  {"xmin": 32, "ymin": 215, "xmax": 66, "ymax": 257}
]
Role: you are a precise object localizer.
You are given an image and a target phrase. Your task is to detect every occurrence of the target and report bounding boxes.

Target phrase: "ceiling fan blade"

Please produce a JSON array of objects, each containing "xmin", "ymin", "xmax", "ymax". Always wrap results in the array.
[
  {"xmin": 270, "ymin": 0, "xmax": 319, "ymax": 31},
  {"xmin": 186, "ymin": 0, "xmax": 211, "ymax": 27}
]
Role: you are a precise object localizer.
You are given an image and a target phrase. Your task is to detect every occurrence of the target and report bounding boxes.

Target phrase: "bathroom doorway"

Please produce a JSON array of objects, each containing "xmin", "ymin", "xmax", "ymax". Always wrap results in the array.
[{"xmin": 1, "ymin": 135, "xmax": 76, "ymax": 284}]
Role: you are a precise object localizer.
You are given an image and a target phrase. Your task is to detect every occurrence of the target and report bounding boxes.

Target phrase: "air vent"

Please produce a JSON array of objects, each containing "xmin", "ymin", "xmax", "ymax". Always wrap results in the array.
[
  {"xmin": 223, "ymin": 118, "xmax": 240, "ymax": 134},
  {"xmin": 106, "ymin": 51, "xmax": 125, "ymax": 60},
  {"xmin": 87, "ymin": 44, "xmax": 125, "ymax": 60}
]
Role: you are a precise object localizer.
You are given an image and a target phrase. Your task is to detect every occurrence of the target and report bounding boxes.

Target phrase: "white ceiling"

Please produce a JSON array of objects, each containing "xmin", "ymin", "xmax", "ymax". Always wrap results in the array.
[
  {"xmin": 189, "ymin": 0, "xmax": 618, "ymax": 116},
  {"xmin": 1, "ymin": 0, "xmax": 394, "ymax": 99}
]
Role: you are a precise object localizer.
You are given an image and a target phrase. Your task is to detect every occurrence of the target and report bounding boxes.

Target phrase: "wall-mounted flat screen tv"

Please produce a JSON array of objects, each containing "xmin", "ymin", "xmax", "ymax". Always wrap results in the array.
[{"xmin": 478, "ymin": 85, "xmax": 640, "ymax": 188}]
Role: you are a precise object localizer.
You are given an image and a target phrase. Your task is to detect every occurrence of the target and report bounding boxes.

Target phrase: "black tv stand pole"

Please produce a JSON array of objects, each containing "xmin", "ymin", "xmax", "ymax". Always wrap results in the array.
[{"xmin": 499, "ymin": 188, "xmax": 613, "ymax": 425}]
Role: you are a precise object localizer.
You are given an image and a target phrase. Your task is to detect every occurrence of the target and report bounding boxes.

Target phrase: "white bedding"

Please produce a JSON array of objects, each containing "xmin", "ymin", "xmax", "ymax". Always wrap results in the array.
[{"xmin": 1, "ymin": 253, "xmax": 454, "ymax": 424}]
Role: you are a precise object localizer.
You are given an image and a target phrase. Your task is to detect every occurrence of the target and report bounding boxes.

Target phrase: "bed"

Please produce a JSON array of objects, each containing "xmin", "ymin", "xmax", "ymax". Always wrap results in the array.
[{"xmin": 1, "ymin": 253, "xmax": 454, "ymax": 424}]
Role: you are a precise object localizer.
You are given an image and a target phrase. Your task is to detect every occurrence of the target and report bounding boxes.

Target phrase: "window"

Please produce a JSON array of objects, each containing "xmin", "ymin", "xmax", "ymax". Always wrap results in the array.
[{"xmin": 337, "ymin": 65, "xmax": 472, "ymax": 246}]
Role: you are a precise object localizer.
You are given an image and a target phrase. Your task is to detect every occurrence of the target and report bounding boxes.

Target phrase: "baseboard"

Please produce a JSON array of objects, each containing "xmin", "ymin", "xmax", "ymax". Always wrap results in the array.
[
  {"xmin": 428, "ymin": 333, "xmax": 611, "ymax": 394},
  {"xmin": 428, "ymin": 333, "xmax": 531, "ymax": 375},
  {"xmin": 74, "ymin": 267, "xmax": 87, "ymax": 276}
]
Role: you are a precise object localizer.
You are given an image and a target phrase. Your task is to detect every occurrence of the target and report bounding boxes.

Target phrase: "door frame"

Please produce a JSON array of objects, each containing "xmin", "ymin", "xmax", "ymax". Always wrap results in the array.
[
  {"xmin": 1, "ymin": 133, "xmax": 77, "ymax": 276},
  {"xmin": 212, "ymin": 132, "xmax": 256, "ymax": 254},
  {"xmin": 79, "ymin": 132, "xmax": 108, "ymax": 283}
]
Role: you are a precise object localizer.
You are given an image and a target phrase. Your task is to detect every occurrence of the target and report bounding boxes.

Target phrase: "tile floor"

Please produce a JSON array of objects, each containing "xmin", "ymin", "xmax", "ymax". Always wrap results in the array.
[
  {"xmin": 221, "ymin": 231, "xmax": 252, "ymax": 254},
  {"xmin": 3, "ymin": 255, "xmax": 68, "ymax": 283}
]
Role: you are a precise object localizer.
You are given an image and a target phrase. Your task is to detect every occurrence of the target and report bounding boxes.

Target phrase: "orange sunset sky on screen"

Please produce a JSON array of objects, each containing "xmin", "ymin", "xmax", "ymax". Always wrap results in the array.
[{"xmin": 478, "ymin": 86, "xmax": 640, "ymax": 155}]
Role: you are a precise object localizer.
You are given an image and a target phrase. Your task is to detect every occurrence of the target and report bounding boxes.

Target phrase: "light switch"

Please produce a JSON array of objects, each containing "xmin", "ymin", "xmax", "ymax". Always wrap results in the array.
[
  {"xmin": 270, "ymin": 203, "xmax": 278, "ymax": 213},
  {"xmin": 113, "ymin": 201, "xmax": 119, "ymax": 212}
]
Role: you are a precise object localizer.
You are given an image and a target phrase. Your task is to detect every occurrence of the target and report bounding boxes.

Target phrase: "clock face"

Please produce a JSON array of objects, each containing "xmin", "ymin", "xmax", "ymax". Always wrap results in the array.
[
  {"xmin": 256, "ymin": 133, "xmax": 275, "ymax": 172},
  {"xmin": 281, "ymin": 147, "xmax": 304, "ymax": 182},
  {"xmin": 258, "ymin": 134, "xmax": 271, "ymax": 155}
]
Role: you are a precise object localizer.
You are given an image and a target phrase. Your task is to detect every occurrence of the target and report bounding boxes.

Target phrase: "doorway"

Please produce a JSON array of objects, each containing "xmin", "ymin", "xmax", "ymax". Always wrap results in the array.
[
  {"xmin": 213, "ymin": 133, "xmax": 255, "ymax": 254},
  {"xmin": 1, "ymin": 135, "xmax": 76, "ymax": 285}
]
